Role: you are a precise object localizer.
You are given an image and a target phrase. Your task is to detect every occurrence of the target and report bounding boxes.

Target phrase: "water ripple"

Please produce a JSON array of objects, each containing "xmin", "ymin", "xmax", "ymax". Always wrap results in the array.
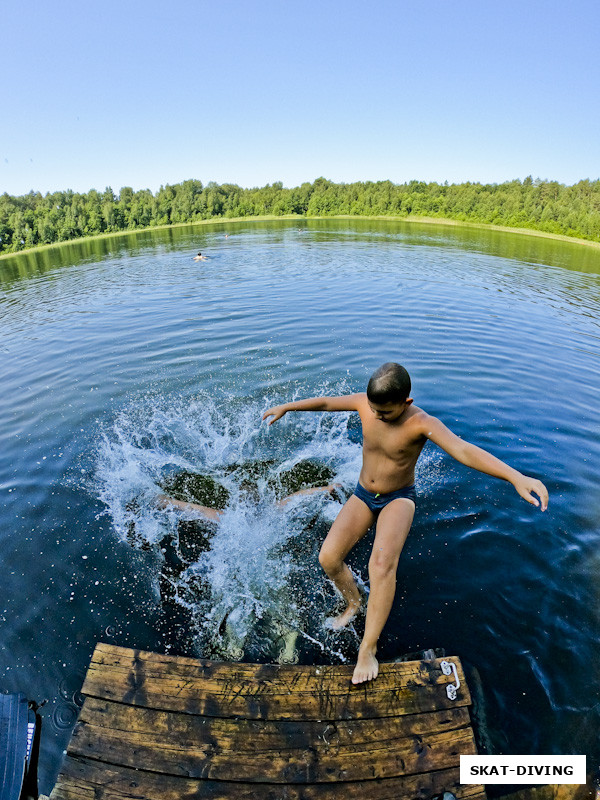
[{"xmin": 1, "ymin": 220, "xmax": 600, "ymax": 788}]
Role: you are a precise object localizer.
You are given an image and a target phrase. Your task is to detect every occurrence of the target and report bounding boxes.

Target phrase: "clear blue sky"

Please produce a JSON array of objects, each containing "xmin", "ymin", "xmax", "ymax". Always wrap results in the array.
[{"xmin": 1, "ymin": 0, "xmax": 599, "ymax": 196}]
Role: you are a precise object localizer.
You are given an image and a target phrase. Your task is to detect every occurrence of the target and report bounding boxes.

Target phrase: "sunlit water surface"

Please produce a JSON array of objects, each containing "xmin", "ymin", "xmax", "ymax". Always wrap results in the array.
[{"xmin": 1, "ymin": 219, "xmax": 599, "ymax": 791}]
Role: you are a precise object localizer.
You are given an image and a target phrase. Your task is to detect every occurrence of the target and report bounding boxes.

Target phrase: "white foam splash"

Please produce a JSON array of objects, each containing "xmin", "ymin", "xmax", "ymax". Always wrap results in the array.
[
  {"xmin": 94, "ymin": 390, "xmax": 443, "ymax": 662},
  {"xmin": 94, "ymin": 392, "xmax": 359, "ymax": 658}
]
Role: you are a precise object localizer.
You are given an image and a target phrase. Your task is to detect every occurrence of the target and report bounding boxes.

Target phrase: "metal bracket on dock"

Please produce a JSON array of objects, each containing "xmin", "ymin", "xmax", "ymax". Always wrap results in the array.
[{"xmin": 440, "ymin": 660, "xmax": 460, "ymax": 700}]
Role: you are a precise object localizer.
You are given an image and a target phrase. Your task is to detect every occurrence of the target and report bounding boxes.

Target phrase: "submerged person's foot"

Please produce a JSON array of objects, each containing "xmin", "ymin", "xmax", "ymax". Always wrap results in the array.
[
  {"xmin": 352, "ymin": 645, "xmax": 379, "ymax": 684},
  {"xmin": 325, "ymin": 599, "xmax": 361, "ymax": 630}
]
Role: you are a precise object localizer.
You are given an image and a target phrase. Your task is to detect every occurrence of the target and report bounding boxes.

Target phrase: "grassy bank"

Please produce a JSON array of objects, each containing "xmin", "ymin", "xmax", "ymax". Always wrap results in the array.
[
  {"xmin": 1, "ymin": 213, "xmax": 599, "ymax": 263},
  {"xmin": 0, "ymin": 215, "xmax": 301, "ymax": 261}
]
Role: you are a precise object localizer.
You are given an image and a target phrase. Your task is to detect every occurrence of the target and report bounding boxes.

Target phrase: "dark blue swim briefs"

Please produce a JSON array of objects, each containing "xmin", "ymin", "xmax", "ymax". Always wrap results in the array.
[{"xmin": 353, "ymin": 482, "xmax": 416, "ymax": 513}]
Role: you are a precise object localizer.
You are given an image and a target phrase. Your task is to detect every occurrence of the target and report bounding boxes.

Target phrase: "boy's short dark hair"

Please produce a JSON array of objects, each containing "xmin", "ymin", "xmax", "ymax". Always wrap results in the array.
[{"xmin": 367, "ymin": 362, "xmax": 411, "ymax": 404}]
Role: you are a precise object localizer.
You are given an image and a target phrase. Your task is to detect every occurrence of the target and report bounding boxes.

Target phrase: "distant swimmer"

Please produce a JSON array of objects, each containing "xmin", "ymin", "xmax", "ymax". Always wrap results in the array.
[{"xmin": 193, "ymin": 252, "xmax": 208, "ymax": 262}]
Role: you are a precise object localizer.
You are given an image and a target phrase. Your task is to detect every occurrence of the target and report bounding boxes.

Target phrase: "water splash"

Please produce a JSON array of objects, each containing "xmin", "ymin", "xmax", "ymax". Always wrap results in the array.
[
  {"xmin": 95, "ymin": 391, "xmax": 443, "ymax": 663},
  {"xmin": 95, "ymin": 392, "xmax": 361, "ymax": 660}
]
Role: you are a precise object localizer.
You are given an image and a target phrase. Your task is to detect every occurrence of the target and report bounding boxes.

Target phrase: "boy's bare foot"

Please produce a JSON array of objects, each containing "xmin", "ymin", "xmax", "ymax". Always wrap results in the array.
[
  {"xmin": 352, "ymin": 645, "xmax": 379, "ymax": 684},
  {"xmin": 325, "ymin": 600, "xmax": 361, "ymax": 630}
]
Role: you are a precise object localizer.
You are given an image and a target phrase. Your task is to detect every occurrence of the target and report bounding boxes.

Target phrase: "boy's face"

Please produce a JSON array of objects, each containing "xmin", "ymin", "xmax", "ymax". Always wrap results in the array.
[{"xmin": 368, "ymin": 399, "xmax": 411, "ymax": 423}]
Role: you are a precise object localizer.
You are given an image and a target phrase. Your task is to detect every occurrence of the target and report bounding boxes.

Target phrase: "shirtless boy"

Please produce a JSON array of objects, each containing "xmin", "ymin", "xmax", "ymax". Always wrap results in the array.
[{"xmin": 263, "ymin": 362, "xmax": 548, "ymax": 685}]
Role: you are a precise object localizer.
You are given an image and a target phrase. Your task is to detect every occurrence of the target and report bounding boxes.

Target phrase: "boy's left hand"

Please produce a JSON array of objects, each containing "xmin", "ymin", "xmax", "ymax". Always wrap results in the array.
[{"xmin": 513, "ymin": 475, "xmax": 549, "ymax": 511}]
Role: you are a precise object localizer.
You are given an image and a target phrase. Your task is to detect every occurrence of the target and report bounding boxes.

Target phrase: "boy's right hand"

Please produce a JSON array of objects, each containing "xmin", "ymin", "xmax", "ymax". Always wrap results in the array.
[{"xmin": 262, "ymin": 405, "xmax": 288, "ymax": 425}]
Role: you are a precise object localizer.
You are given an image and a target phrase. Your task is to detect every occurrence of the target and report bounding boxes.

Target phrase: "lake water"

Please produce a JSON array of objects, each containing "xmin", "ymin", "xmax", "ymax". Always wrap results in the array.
[{"xmin": 1, "ymin": 219, "xmax": 599, "ymax": 792}]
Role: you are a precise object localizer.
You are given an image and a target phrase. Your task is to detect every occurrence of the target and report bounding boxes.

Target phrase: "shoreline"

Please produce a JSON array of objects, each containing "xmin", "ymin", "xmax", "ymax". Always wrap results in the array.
[{"xmin": 1, "ymin": 213, "xmax": 599, "ymax": 261}]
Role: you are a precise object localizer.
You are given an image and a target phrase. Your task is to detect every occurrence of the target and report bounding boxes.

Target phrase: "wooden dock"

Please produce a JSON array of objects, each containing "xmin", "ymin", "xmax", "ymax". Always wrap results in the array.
[{"xmin": 50, "ymin": 642, "xmax": 484, "ymax": 800}]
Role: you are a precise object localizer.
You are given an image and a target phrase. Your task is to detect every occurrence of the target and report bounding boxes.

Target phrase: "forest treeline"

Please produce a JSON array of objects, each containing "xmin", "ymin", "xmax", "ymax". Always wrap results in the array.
[{"xmin": 1, "ymin": 176, "xmax": 599, "ymax": 254}]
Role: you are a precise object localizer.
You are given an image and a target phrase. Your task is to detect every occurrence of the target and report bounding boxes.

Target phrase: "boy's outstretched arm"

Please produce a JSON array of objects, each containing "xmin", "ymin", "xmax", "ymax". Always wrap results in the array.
[
  {"xmin": 262, "ymin": 394, "xmax": 362, "ymax": 425},
  {"xmin": 421, "ymin": 415, "xmax": 549, "ymax": 511}
]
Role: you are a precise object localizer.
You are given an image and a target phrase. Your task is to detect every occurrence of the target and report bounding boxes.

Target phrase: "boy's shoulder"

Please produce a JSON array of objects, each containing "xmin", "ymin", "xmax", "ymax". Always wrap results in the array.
[
  {"xmin": 408, "ymin": 404, "xmax": 427, "ymax": 419},
  {"xmin": 404, "ymin": 405, "xmax": 436, "ymax": 433},
  {"xmin": 348, "ymin": 392, "xmax": 369, "ymax": 407},
  {"xmin": 409, "ymin": 404, "xmax": 440, "ymax": 421}
]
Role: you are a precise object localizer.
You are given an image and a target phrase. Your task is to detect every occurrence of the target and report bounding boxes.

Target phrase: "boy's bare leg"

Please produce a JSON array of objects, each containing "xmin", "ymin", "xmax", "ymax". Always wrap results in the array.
[
  {"xmin": 155, "ymin": 494, "xmax": 222, "ymax": 521},
  {"xmin": 319, "ymin": 495, "xmax": 376, "ymax": 629},
  {"xmin": 352, "ymin": 498, "xmax": 414, "ymax": 684}
]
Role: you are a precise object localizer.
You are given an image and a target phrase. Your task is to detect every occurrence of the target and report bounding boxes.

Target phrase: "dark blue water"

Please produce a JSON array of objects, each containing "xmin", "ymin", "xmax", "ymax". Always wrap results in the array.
[{"xmin": 1, "ymin": 219, "xmax": 599, "ymax": 791}]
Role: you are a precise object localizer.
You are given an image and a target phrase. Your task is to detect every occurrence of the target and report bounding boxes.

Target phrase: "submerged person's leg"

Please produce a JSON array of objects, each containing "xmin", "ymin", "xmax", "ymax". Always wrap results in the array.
[
  {"xmin": 318, "ymin": 495, "xmax": 375, "ymax": 629},
  {"xmin": 277, "ymin": 483, "xmax": 343, "ymax": 507},
  {"xmin": 155, "ymin": 494, "xmax": 222, "ymax": 522},
  {"xmin": 352, "ymin": 497, "xmax": 414, "ymax": 684},
  {"xmin": 157, "ymin": 483, "xmax": 342, "ymax": 519}
]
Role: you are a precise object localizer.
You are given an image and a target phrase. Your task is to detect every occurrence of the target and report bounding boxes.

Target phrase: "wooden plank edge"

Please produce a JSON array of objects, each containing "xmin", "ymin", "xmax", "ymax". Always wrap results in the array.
[
  {"xmin": 87, "ymin": 643, "xmax": 468, "ymax": 687},
  {"xmin": 51, "ymin": 756, "xmax": 486, "ymax": 800},
  {"xmin": 91, "ymin": 642, "xmax": 460, "ymax": 674},
  {"xmin": 66, "ymin": 720, "xmax": 478, "ymax": 782}
]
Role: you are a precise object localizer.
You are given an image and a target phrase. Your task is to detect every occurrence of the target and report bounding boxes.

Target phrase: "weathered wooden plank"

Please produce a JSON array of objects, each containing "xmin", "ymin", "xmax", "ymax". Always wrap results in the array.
[
  {"xmin": 87, "ymin": 643, "xmax": 466, "ymax": 693},
  {"xmin": 81, "ymin": 646, "xmax": 469, "ymax": 719},
  {"xmin": 79, "ymin": 695, "xmax": 472, "ymax": 750},
  {"xmin": 82, "ymin": 660, "xmax": 463, "ymax": 697},
  {"xmin": 89, "ymin": 642, "xmax": 441, "ymax": 676},
  {"xmin": 52, "ymin": 645, "xmax": 483, "ymax": 798},
  {"xmin": 81, "ymin": 669, "xmax": 464, "ymax": 719},
  {"xmin": 51, "ymin": 755, "xmax": 486, "ymax": 800},
  {"xmin": 69, "ymin": 712, "xmax": 477, "ymax": 782},
  {"xmin": 82, "ymin": 662, "xmax": 467, "ymax": 702}
]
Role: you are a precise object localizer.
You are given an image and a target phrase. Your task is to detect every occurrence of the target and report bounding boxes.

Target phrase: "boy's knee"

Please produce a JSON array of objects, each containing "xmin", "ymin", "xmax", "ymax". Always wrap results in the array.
[
  {"xmin": 369, "ymin": 552, "xmax": 398, "ymax": 578},
  {"xmin": 319, "ymin": 547, "xmax": 342, "ymax": 576}
]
